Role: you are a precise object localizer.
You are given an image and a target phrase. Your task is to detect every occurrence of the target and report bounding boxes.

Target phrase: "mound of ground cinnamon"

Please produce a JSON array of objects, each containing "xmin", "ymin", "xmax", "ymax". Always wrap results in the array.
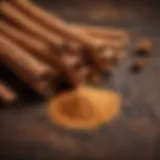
[{"xmin": 47, "ymin": 87, "xmax": 121, "ymax": 130}]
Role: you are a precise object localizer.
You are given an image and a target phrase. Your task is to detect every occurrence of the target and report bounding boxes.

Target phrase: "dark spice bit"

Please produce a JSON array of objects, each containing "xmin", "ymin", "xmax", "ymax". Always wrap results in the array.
[
  {"xmin": 135, "ymin": 39, "xmax": 153, "ymax": 57},
  {"xmin": 130, "ymin": 58, "xmax": 149, "ymax": 73}
]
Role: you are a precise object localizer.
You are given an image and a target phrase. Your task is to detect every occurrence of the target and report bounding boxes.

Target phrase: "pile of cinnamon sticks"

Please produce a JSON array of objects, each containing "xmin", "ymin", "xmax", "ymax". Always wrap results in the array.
[{"xmin": 0, "ymin": 0, "xmax": 129, "ymax": 105}]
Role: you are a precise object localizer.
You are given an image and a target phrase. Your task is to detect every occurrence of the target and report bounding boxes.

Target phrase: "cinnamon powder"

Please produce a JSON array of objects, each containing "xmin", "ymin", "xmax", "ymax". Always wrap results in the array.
[{"xmin": 47, "ymin": 87, "xmax": 121, "ymax": 130}]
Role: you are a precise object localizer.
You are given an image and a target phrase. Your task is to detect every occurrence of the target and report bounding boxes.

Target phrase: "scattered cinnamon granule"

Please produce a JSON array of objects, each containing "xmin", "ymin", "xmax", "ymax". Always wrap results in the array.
[
  {"xmin": 47, "ymin": 87, "xmax": 121, "ymax": 130},
  {"xmin": 135, "ymin": 39, "xmax": 153, "ymax": 56},
  {"xmin": 131, "ymin": 58, "xmax": 149, "ymax": 73}
]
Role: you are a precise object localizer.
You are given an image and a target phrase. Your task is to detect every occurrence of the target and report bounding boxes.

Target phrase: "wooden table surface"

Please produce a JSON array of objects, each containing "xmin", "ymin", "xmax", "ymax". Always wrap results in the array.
[{"xmin": 0, "ymin": 0, "xmax": 160, "ymax": 159}]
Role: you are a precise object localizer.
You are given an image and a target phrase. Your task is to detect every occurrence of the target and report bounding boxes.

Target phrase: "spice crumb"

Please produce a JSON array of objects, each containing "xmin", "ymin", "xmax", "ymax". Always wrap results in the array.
[{"xmin": 135, "ymin": 39, "xmax": 153, "ymax": 56}]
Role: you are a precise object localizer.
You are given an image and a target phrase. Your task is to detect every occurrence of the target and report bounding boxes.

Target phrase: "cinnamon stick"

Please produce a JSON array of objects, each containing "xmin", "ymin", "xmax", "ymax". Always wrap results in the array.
[
  {"xmin": 0, "ymin": 20, "xmax": 80, "ymax": 57},
  {"xmin": 0, "ymin": 22, "xmax": 87, "ymax": 87},
  {"xmin": 1, "ymin": 22, "xmax": 88, "ymax": 88},
  {"xmin": 0, "ymin": 20, "xmax": 48, "ymax": 53},
  {"xmin": 0, "ymin": 20, "xmax": 58, "ymax": 72},
  {"xmin": 47, "ymin": 49, "xmax": 82, "ymax": 88},
  {"xmin": 1, "ymin": 0, "xmax": 122, "ymax": 73},
  {"xmin": 0, "ymin": 82, "xmax": 18, "ymax": 104},
  {"xmin": 71, "ymin": 23, "xmax": 129, "ymax": 44},
  {"xmin": 11, "ymin": 0, "xmax": 127, "ymax": 48},
  {"xmin": 8, "ymin": 0, "xmax": 109, "ymax": 71},
  {"xmin": 0, "ymin": 35, "xmax": 54, "ymax": 96},
  {"xmin": 0, "ymin": 1, "xmax": 66, "ymax": 49},
  {"xmin": 0, "ymin": 21, "xmax": 122, "ymax": 73},
  {"xmin": 10, "ymin": 0, "xmax": 99, "ymax": 47}
]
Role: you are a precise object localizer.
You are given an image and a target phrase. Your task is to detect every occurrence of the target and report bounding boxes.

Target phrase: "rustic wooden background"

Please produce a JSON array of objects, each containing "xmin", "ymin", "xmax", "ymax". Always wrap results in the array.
[{"xmin": 0, "ymin": 0, "xmax": 160, "ymax": 159}]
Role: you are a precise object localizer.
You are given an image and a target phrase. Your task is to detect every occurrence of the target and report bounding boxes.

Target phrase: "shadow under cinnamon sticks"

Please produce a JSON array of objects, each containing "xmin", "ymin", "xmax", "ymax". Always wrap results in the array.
[{"xmin": 0, "ymin": 65, "xmax": 43, "ymax": 104}]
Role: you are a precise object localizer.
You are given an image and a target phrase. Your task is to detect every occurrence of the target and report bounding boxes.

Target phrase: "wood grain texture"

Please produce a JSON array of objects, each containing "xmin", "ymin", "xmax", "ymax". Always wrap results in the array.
[{"xmin": 0, "ymin": 0, "xmax": 160, "ymax": 159}]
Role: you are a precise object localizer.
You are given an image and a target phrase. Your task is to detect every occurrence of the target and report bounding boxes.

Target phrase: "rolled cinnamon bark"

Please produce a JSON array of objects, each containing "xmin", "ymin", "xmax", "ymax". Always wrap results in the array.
[
  {"xmin": 0, "ymin": 82, "xmax": 18, "ymax": 104},
  {"xmin": 0, "ymin": 21, "xmax": 87, "ymax": 87},
  {"xmin": 9, "ymin": 0, "xmax": 109, "ymax": 68},
  {"xmin": 9, "ymin": 0, "xmax": 112, "ymax": 72},
  {"xmin": 70, "ymin": 24, "xmax": 127, "ymax": 48},
  {"xmin": 0, "ymin": 35, "xmax": 54, "ymax": 96},
  {"xmin": 0, "ymin": 20, "xmax": 58, "ymax": 72},
  {"xmin": 47, "ymin": 49, "xmax": 82, "ymax": 88},
  {"xmin": 9, "ymin": 0, "xmax": 99, "ymax": 47},
  {"xmin": 71, "ymin": 23, "xmax": 129, "ymax": 44},
  {"xmin": 0, "ymin": 20, "xmax": 48, "ymax": 53},
  {"xmin": 0, "ymin": 20, "xmax": 122, "ymax": 73},
  {"xmin": 95, "ymin": 38, "xmax": 126, "ymax": 49},
  {"xmin": 0, "ymin": 0, "xmax": 117, "ymax": 72},
  {"xmin": 0, "ymin": 1, "xmax": 66, "ymax": 49},
  {"xmin": 9, "ymin": 0, "xmax": 127, "ymax": 48}
]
